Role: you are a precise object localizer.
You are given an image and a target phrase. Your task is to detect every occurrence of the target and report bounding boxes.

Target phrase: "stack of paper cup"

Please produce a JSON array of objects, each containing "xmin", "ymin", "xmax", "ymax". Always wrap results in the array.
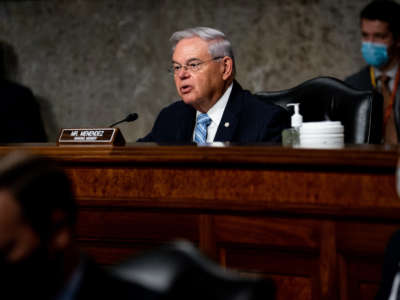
[{"xmin": 299, "ymin": 121, "xmax": 344, "ymax": 148}]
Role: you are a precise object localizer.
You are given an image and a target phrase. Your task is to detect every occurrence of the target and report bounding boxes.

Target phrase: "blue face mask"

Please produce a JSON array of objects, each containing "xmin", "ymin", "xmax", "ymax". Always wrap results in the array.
[{"xmin": 361, "ymin": 42, "xmax": 389, "ymax": 68}]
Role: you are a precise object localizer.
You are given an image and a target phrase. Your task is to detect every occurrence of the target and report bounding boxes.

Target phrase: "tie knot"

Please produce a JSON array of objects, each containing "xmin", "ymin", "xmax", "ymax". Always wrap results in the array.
[{"xmin": 197, "ymin": 113, "xmax": 211, "ymax": 126}]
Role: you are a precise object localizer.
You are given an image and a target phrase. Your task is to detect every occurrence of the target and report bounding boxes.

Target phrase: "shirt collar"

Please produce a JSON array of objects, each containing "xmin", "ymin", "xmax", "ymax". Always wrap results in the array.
[
  {"xmin": 374, "ymin": 63, "xmax": 398, "ymax": 79},
  {"xmin": 197, "ymin": 83, "xmax": 233, "ymax": 124}
]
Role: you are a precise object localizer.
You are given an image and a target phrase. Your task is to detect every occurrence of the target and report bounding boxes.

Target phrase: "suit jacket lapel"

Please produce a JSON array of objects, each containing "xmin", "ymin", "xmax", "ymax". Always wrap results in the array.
[
  {"xmin": 364, "ymin": 66, "xmax": 374, "ymax": 90},
  {"xmin": 178, "ymin": 104, "xmax": 196, "ymax": 142},
  {"xmin": 214, "ymin": 81, "xmax": 242, "ymax": 142}
]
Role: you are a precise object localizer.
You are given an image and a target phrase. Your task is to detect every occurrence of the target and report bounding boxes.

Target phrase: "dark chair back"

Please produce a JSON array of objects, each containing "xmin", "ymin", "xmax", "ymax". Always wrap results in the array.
[
  {"xmin": 111, "ymin": 240, "xmax": 276, "ymax": 300},
  {"xmin": 256, "ymin": 76, "xmax": 383, "ymax": 144}
]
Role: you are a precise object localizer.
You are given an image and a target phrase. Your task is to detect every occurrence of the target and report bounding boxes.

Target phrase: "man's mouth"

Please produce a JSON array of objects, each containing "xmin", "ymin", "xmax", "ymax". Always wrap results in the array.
[{"xmin": 180, "ymin": 85, "xmax": 193, "ymax": 94}]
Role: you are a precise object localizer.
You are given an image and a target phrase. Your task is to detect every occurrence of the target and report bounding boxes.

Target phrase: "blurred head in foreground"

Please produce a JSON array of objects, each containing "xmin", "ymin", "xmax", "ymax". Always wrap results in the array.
[{"xmin": 0, "ymin": 151, "xmax": 79, "ymax": 299}]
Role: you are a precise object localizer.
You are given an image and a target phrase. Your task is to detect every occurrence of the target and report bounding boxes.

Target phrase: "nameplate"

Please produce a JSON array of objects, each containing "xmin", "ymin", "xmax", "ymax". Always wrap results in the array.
[{"xmin": 57, "ymin": 128, "xmax": 125, "ymax": 146}]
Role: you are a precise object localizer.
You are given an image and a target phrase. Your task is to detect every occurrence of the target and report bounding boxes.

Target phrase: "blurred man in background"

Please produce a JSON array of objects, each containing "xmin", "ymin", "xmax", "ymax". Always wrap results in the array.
[
  {"xmin": 345, "ymin": 0, "xmax": 400, "ymax": 144},
  {"xmin": 0, "ymin": 41, "xmax": 47, "ymax": 143}
]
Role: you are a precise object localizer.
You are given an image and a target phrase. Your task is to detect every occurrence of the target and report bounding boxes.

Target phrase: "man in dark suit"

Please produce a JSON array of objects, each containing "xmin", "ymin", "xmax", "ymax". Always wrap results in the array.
[
  {"xmin": 345, "ymin": 0, "xmax": 400, "ymax": 144},
  {"xmin": 0, "ymin": 40, "xmax": 47, "ymax": 143},
  {"xmin": 0, "ymin": 151, "xmax": 160, "ymax": 300},
  {"xmin": 0, "ymin": 79, "xmax": 47, "ymax": 143},
  {"xmin": 138, "ymin": 27, "xmax": 289, "ymax": 144}
]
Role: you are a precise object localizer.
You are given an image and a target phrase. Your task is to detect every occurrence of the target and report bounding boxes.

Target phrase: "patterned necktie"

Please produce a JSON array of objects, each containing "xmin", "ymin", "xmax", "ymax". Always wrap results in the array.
[{"xmin": 194, "ymin": 113, "xmax": 211, "ymax": 144}]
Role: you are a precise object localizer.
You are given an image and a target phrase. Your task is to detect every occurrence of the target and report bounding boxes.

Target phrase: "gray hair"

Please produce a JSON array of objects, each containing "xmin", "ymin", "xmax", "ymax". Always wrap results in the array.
[{"xmin": 170, "ymin": 27, "xmax": 235, "ymax": 71}]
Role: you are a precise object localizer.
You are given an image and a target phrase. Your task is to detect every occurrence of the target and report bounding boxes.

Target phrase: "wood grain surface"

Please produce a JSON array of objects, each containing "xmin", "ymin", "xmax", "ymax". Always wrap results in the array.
[{"xmin": 0, "ymin": 143, "xmax": 398, "ymax": 300}]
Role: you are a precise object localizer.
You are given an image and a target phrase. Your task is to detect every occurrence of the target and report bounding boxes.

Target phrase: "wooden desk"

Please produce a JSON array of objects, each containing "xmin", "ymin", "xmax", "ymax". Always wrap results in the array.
[{"xmin": 0, "ymin": 144, "xmax": 398, "ymax": 300}]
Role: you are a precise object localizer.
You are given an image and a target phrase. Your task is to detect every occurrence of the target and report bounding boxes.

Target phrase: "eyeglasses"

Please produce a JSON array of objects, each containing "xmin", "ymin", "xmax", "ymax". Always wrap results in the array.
[{"xmin": 168, "ymin": 57, "xmax": 223, "ymax": 75}]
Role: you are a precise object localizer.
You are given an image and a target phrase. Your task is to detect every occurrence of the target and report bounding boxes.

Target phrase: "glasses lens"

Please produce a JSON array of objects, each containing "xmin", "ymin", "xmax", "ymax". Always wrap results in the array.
[{"xmin": 169, "ymin": 65, "xmax": 179, "ymax": 74}]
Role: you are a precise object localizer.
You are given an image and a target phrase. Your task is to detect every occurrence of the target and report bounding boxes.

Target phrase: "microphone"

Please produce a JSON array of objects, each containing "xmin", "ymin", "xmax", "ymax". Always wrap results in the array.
[{"xmin": 109, "ymin": 113, "xmax": 138, "ymax": 127}]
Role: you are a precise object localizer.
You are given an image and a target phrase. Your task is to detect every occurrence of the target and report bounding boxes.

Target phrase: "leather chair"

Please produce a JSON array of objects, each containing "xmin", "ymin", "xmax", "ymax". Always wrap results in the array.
[
  {"xmin": 111, "ymin": 240, "xmax": 276, "ymax": 300},
  {"xmin": 256, "ymin": 76, "xmax": 383, "ymax": 144}
]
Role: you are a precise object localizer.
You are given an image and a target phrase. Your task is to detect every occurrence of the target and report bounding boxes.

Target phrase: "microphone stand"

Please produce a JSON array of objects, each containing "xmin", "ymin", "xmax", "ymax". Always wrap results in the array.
[{"xmin": 109, "ymin": 113, "xmax": 138, "ymax": 127}]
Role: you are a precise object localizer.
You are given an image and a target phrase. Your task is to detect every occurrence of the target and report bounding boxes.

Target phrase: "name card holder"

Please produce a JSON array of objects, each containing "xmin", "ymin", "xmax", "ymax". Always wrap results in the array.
[{"xmin": 57, "ymin": 128, "xmax": 125, "ymax": 146}]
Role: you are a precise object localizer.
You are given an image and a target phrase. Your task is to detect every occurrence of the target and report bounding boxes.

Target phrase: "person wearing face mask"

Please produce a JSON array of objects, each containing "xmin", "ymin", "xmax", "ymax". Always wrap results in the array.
[
  {"xmin": 0, "ymin": 151, "xmax": 161, "ymax": 300},
  {"xmin": 345, "ymin": 0, "xmax": 400, "ymax": 144}
]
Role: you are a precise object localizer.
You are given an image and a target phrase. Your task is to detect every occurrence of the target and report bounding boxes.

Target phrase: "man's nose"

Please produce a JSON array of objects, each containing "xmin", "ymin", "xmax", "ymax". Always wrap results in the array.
[
  {"xmin": 362, "ymin": 35, "xmax": 376, "ymax": 43},
  {"xmin": 177, "ymin": 66, "xmax": 190, "ymax": 78}
]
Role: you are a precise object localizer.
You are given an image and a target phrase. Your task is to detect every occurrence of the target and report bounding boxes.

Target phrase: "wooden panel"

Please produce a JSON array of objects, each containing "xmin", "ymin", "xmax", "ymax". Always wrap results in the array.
[
  {"xmin": 344, "ymin": 256, "xmax": 383, "ymax": 300},
  {"xmin": 336, "ymin": 222, "xmax": 398, "ymax": 255},
  {"xmin": 221, "ymin": 246, "xmax": 317, "ymax": 300},
  {"xmin": 214, "ymin": 215, "xmax": 320, "ymax": 250},
  {"xmin": 221, "ymin": 246, "xmax": 318, "ymax": 276},
  {"xmin": 320, "ymin": 221, "xmax": 337, "ymax": 300},
  {"xmin": 0, "ymin": 144, "xmax": 398, "ymax": 300},
  {"xmin": 67, "ymin": 167, "xmax": 398, "ymax": 212},
  {"xmin": 76, "ymin": 209, "xmax": 199, "ymax": 242},
  {"xmin": 271, "ymin": 275, "xmax": 313, "ymax": 300},
  {"xmin": 360, "ymin": 283, "xmax": 380, "ymax": 300},
  {"xmin": 0, "ymin": 144, "xmax": 395, "ymax": 168},
  {"xmin": 78, "ymin": 240, "xmax": 157, "ymax": 265}
]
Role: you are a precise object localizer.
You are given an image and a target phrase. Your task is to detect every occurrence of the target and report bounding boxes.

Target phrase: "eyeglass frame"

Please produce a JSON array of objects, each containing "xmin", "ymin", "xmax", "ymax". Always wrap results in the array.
[{"xmin": 168, "ymin": 56, "xmax": 224, "ymax": 75}]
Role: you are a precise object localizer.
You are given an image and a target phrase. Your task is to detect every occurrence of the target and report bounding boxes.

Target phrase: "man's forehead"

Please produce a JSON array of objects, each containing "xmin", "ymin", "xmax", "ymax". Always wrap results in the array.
[
  {"xmin": 172, "ymin": 37, "xmax": 210, "ymax": 61},
  {"xmin": 361, "ymin": 19, "xmax": 391, "ymax": 31}
]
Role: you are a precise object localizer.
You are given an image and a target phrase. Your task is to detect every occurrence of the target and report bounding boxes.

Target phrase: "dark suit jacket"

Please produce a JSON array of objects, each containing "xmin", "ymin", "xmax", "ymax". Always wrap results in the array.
[
  {"xmin": 345, "ymin": 66, "xmax": 400, "ymax": 140},
  {"xmin": 0, "ymin": 79, "xmax": 47, "ymax": 143},
  {"xmin": 138, "ymin": 81, "xmax": 290, "ymax": 144},
  {"xmin": 76, "ymin": 259, "xmax": 161, "ymax": 300},
  {"xmin": 375, "ymin": 230, "xmax": 400, "ymax": 300}
]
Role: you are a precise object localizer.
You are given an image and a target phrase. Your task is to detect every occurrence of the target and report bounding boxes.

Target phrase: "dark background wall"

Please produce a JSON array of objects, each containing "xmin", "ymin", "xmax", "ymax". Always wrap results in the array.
[{"xmin": 0, "ymin": 0, "xmax": 382, "ymax": 142}]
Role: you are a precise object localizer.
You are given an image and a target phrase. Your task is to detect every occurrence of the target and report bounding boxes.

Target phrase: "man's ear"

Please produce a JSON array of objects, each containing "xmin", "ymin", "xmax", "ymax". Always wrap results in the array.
[
  {"xmin": 221, "ymin": 56, "xmax": 233, "ymax": 80},
  {"xmin": 52, "ymin": 227, "xmax": 71, "ymax": 250},
  {"xmin": 50, "ymin": 210, "xmax": 71, "ymax": 250}
]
